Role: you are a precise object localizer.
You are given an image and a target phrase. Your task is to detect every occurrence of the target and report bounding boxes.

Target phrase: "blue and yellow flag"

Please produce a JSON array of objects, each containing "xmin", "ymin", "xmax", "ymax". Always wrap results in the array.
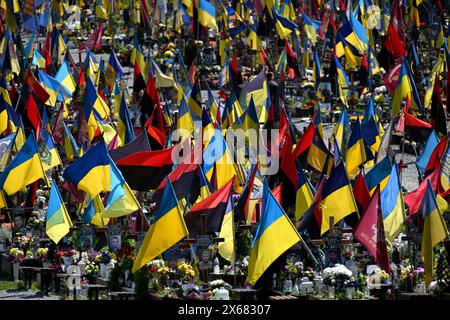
[
  {"xmin": 176, "ymin": 96, "xmax": 194, "ymax": 142},
  {"xmin": 421, "ymin": 180, "xmax": 449, "ymax": 285},
  {"xmin": 218, "ymin": 195, "xmax": 235, "ymax": 262},
  {"xmin": 63, "ymin": 141, "xmax": 111, "ymax": 197},
  {"xmin": 365, "ymin": 156, "xmax": 392, "ymax": 194},
  {"xmin": 320, "ymin": 161, "xmax": 358, "ymax": 235},
  {"xmin": 55, "ymin": 61, "xmax": 76, "ymax": 94},
  {"xmin": 23, "ymin": 0, "xmax": 39, "ymax": 32},
  {"xmin": 105, "ymin": 50, "xmax": 124, "ymax": 88},
  {"xmin": 302, "ymin": 12, "xmax": 318, "ymax": 44},
  {"xmin": 38, "ymin": 69, "xmax": 72, "ymax": 106},
  {"xmin": 392, "ymin": 58, "xmax": 422, "ymax": 115},
  {"xmin": 0, "ymin": 133, "xmax": 45, "ymax": 195},
  {"xmin": 63, "ymin": 121, "xmax": 79, "ymax": 161},
  {"xmin": 248, "ymin": 180, "xmax": 302, "ymax": 285},
  {"xmin": 46, "ymin": 180, "xmax": 73, "ymax": 244},
  {"xmin": 103, "ymin": 158, "xmax": 141, "ymax": 218},
  {"xmin": 132, "ymin": 178, "xmax": 188, "ymax": 272},
  {"xmin": 346, "ymin": 118, "xmax": 366, "ymax": 178},
  {"xmin": 332, "ymin": 107, "xmax": 350, "ymax": 155},
  {"xmin": 117, "ymin": 93, "xmax": 135, "ymax": 145},
  {"xmin": 39, "ymin": 127, "xmax": 62, "ymax": 171},
  {"xmin": 380, "ymin": 162, "xmax": 405, "ymax": 243},
  {"xmin": 197, "ymin": 0, "xmax": 217, "ymax": 30},
  {"xmin": 295, "ymin": 163, "xmax": 315, "ymax": 221}
]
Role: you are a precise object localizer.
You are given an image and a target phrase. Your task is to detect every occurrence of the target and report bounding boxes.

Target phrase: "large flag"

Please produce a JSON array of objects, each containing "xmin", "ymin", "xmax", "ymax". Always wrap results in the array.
[
  {"xmin": 46, "ymin": 180, "xmax": 73, "ymax": 244},
  {"xmin": 380, "ymin": 163, "xmax": 405, "ymax": 243},
  {"xmin": 108, "ymin": 131, "xmax": 152, "ymax": 163},
  {"xmin": 185, "ymin": 178, "xmax": 233, "ymax": 237},
  {"xmin": 63, "ymin": 141, "xmax": 111, "ymax": 197},
  {"xmin": 115, "ymin": 146, "xmax": 174, "ymax": 191},
  {"xmin": 247, "ymin": 181, "xmax": 302, "ymax": 285},
  {"xmin": 421, "ymin": 180, "xmax": 449, "ymax": 285},
  {"xmin": 0, "ymin": 134, "xmax": 45, "ymax": 195},
  {"xmin": 354, "ymin": 186, "xmax": 390, "ymax": 273},
  {"xmin": 132, "ymin": 178, "xmax": 188, "ymax": 272}
]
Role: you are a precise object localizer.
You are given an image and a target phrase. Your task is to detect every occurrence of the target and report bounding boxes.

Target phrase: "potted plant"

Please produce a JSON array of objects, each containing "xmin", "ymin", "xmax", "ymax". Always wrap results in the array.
[{"xmin": 36, "ymin": 247, "xmax": 49, "ymax": 268}]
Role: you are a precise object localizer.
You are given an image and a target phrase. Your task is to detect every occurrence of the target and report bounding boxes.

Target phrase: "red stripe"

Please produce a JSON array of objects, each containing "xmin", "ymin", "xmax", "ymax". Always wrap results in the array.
[{"xmin": 116, "ymin": 146, "xmax": 174, "ymax": 166}]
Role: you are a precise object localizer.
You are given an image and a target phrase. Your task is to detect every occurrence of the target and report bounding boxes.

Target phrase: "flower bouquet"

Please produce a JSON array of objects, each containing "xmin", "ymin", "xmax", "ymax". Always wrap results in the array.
[
  {"xmin": 284, "ymin": 258, "xmax": 303, "ymax": 280},
  {"xmin": 323, "ymin": 264, "xmax": 353, "ymax": 288},
  {"xmin": 9, "ymin": 247, "xmax": 25, "ymax": 263},
  {"xmin": 85, "ymin": 260, "xmax": 99, "ymax": 283},
  {"xmin": 399, "ymin": 265, "xmax": 415, "ymax": 292},
  {"xmin": 36, "ymin": 247, "xmax": 48, "ymax": 262}
]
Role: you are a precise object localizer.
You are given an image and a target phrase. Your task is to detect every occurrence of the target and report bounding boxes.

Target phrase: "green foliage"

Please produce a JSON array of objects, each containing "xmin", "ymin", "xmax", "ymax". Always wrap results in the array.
[
  {"xmin": 134, "ymin": 268, "xmax": 149, "ymax": 300},
  {"xmin": 108, "ymin": 266, "xmax": 122, "ymax": 292},
  {"xmin": 0, "ymin": 281, "xmax": 21, "ymax": 290},
  {"xmin": 236, "ymin": 228, "xmax": 252, "ymax": 261}
]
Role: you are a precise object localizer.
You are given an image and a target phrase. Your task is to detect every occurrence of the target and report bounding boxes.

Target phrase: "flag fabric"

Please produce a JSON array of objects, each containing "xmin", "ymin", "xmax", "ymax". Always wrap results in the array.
[
  {"xmin": 117, "ymin": 94, "xmax": 135, "ymax": 145},
  {"xmin": 295, "ymin": 163, "xmax": 315, "ymax": 221},
  {"xmin": 380, "ymin": 163, "xmax": 405, "ymax": 243},
  {"xmin": 198, "ymin": 0, "xmax": 217, "ymax": 30},
  {"xmin": 365, "ymin": 156, "xmax": 392, "ymax": 194},
  {"xmin": 46, "ymin": 180, "xmax": 73, "ymax": 244},
  {"xmin": 63, "ymin": 122, "xmax": 79, "ymax": 161},
  {"xmin": 176, "ymin": 97, "xmax": 194, "ymax": 142},
  {"xmin": 102, "ymin": 158, "xmax": 141, "ymax": 218},
  {"xmin": 38, "ymin": 69, "xmax": 72, "ymax": 106},
  {"xmin": 63, "ymin": 141, "xmax": 111, "ymax": 197},
  {"xmin": 108, "ymin": 131, "xmax": 151, "ymax": 163},
  {"xmin": 302, "ymin": 12, "xmax": 318, "ymax": 44},
  {"xmin": 25, "ymin": 69, "xmax": 51, "ymax": 103},
  {"xmin": 115, "ymin": 146, "xmax": 174, "ymax": 191},
  {"xmin": 132, "ymin": 178, "xmax": 188, "ymax": 272},
  {"xmin": 354, "ymin": 186, "xmax": 390, "ymax": 273},
  {"xmin": 55, "ymin": 62, "xmax": 76, "ymax": 95},
  {"xmin": 421, "ymin": 180, "xmax": 449, "ymax": 285},
  {"xmin": 0, "ymin": 133, "xmax": 16, "ymax": 171},
  {"xmin": 307, "ymin": 126, "xmax": 331, "ymax": 173},
  {"xmin": 417, "ymin": 131, "xmax": 439, "ymax": 176},
  {"xmin": 247, "ymin": 180, "xmax": 302, "ymax": 285},
  {"xmin": 23, "ymin": 0, "xmax": 39, "ymax": 32},
  {"xmin": 346, "ymin": 119, "xmax": 366, "ymax": 178},
  {"xmin": 105, "ymin": 50, "xmax": 124, "ymax": 88},
  {"xmin": 0, "ymin": 133, "xmax": 45, "ymax": 195},
  {"xmin": 319, "ymin": 162, "xmax": 358, "ymax": 235},
  {"xmin": 235, "ymin": 163, "xmax": 258, "ymax": 224},
  {"xmin": 185, "ymin": 178, "xmax": 233, "ymax": 237},
  {"xmin": 218, "ymin": 195, "xmax": 235, "ymax": 262},
  {"xmin": 353, "ymin": 171, "xmax": 371, "ymax": 214}
]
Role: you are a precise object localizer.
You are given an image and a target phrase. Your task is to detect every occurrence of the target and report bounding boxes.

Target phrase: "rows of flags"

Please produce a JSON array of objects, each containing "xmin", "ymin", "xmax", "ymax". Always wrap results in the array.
[{"xmin": 0, "ymin": 0, "xmax": 447, "ymax": 289}]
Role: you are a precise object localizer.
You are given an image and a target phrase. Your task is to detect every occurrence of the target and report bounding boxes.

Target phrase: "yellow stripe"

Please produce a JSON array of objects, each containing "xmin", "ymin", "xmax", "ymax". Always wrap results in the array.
[
  {"xmin": 320, "ymin": 186, "xmax": 357, "ymax": 235},
  {"xmin": 383, "ymin": 193, "xmax": 405, "ymax": 243},
  {"xmin": 3, "ymin": 154, "xmax": 44, "ymax": 195},
  {"xmin": 78, "ymin": 164, "xmax": 111, "ymax": 196},
  {"xmin": 247, "ymin": 215, "xmax": 300, "ymax": 285}
]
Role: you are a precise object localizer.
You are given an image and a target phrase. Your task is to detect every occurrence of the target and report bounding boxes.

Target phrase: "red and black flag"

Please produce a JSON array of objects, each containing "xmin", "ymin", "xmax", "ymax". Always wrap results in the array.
[
  {"xmin": 153, "ymin": 162, "xmax": 199, "ymax": 205},
  {"xmin": 109, "ymin": 131, "xmax": 151, "ymax": 163},
  {"xmin": 234, "ymin": 163, "xmax": 258, "ymax": 224},
  {"xmin": 285, "ymin": 40, "xmax": 299, "ymax": 79},
  {"xmin": 185, "ymin": 178, "xmax": 234, "ymax": 237},
  {"xmin": 230, "ymin": 53, "xmax": 243, "ymax": 98},
  {"xmin": 24, "ymin": 92, "xmax": 42, "ymax": 140},
  {"xmin": 140, "ymin": 75, "xmax": 160, "ymax": 125},
  {"xmin": 25, "ymin": 68, "xmax": 50, "ymax": 103},
  {"xmin": 115, "ymin": 146, "xmax": 174, "ymax": 191},
  {"xmin": 430, "ymin": 77, "xmax": 447, "ymax": 136},
  {"xmin": 404, "ymin": 110, "xmax": 433, "ymax": 143},
  {"xmin": 144, "ymin": 103, "xmax": 167, "ymax": 150},
  {"xmin": 352, "ymin": 171, "xmax": 371, "ymax": 216}
]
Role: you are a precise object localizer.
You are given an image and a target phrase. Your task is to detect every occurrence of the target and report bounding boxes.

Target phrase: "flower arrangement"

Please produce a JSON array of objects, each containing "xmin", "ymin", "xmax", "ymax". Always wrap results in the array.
[
  {"xmin": 368, "ymin": 269, "xmax": 390, "ymax": 287},
  {"xmin": 95, "ymin": 249, "xmax": 116, "ymax": 264},
  {"xmin": 14, "ymin": 235, "xmax": 33, "ymax": 250},
  {"xmin": 178, "ymin": 262, "xmax": 196, "ymax": 278},
  {"xmin": 284, "ymin": 257, "xmax": 303, "ymax": 279},
  {"xmin": 27, "ymin": 216, "xmax": 44, "ymax": 230},
  {"xmin": 36, "ymin": 247, "xmax": 48, "ymax": 262},
  {"xmin": 0, "ymin": 223, "xmax": 13, "ymax": 240},
  {"xmin": 399, "ymin": 265, "xmax": 415, "ymax": 291},
  {"xmin": 9, "ymin": 247, "xmax": 25, "ymax": 263},
  {"xmin": 85, "ymin": 260, "xmax": 99, "ymax": 277},
  {"xmin": 148, "ymin": 259, "xmax": 165, "ymax": 273},
  {"xmin": 323, "ymin": 264, "xmax": 353, "ymax": 287}
]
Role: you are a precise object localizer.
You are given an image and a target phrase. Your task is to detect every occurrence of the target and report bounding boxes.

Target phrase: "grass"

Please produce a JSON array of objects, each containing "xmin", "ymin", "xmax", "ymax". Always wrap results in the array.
[{"xmin": 0, "ymin": 280, "xmax": 20, "ymax": 291}]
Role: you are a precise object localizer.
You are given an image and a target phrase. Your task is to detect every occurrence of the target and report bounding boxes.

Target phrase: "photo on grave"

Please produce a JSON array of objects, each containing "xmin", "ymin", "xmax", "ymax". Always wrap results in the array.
[
  {"xmin": 13, "ymin": 208, "xmax": 27, "ymax": 234},
  {"xmin": 109, "ymin": 235, "xmax": 122, "ymax": 253}
]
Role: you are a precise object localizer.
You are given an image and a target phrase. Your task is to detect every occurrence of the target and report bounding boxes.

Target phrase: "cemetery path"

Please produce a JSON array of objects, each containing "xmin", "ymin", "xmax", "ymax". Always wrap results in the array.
[{"xmin": 0, "ymin": 289, "xmax": 61, "ymax": 300}]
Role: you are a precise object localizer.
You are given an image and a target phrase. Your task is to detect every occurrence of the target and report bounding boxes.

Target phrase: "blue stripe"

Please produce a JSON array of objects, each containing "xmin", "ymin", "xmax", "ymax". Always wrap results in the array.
[
  {"xmin": 47, "ymin": 180, "xmax": 64, "ymax": 220},
  {"xmin": 365, "ymin": 156, "xmax": 392, "ymax": 191},
  {"xmin": 0, "ymin": 134, "xmax": 39, "ymax": 188},
  {"xmin": 62, "ymin": 141, "xmax": 110, "ymax": 185},
  {"xmin": 322, "ymin": 162, "xmax": 349, "ymax": 198},
  {"xmin": 417, "ymin": 130, "xmax": 439, "ymax": 174},
  {"xmin": 380, "ymin": 163, "xmax": 401, "ymax": 219},
  {"xmin": 252, "ymin": 181, "xmax": 286, "ymax": 244},
  {"xmin": 347, "ymin": 119, "xmax": 363, "ymax": 149},
  {"xmin": 153, "ymin": 179, "xmax": 178, "ymax": 223},
  {"xmin": 198, "ymin": 0, "xmax": 216, "ymax": 17}
]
